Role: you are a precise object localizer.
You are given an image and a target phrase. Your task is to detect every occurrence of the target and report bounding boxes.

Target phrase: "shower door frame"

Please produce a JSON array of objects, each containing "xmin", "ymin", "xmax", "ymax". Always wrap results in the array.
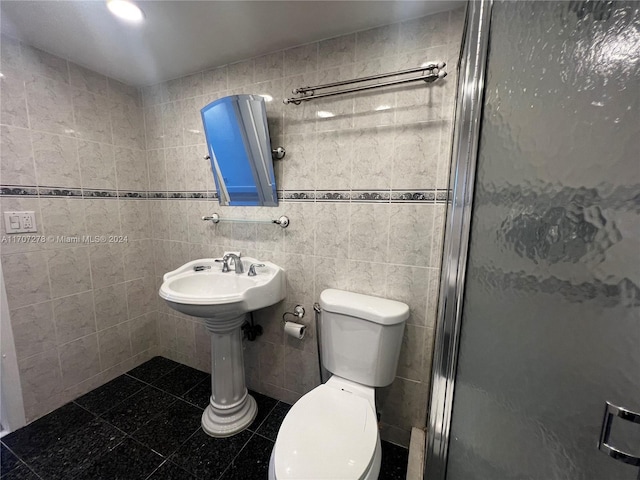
[{"xmin": 424, "ymin": 1, "xmax": 493, "ymax": 479}]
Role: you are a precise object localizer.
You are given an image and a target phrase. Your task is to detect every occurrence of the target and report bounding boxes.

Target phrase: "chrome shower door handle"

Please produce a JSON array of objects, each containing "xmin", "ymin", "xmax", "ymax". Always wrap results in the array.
[{"xmin": 598, "ymin": 401, "xmax": 640, "ymax": 469}]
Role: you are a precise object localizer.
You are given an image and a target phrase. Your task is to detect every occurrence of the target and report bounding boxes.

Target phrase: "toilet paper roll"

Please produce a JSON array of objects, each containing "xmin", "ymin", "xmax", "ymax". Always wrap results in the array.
[{"xmin": 284, "ymin": 321, "xmax": 306, "ymax": 340}]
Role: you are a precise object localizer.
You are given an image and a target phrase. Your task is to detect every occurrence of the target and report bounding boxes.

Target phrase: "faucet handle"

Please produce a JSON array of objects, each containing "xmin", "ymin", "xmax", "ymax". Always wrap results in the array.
[
  {"xmin": 215, "ymin": 258, "xmax": 230, "ymax": 272},
  {"xmin": 193, "ymin": 265, "xmax": 212, "ymax": 272},
  {"xmin": 248, "ymin": 264, "xmax": 265, "ymax": 277}
]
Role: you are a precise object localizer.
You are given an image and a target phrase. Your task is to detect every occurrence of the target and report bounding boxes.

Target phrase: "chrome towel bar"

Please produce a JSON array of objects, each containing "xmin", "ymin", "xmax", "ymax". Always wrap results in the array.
[
  {"xmin": 284, "ymin": 62, "xmax": 447, "ymax": 105},
  {"xmin": 201, "ymin": 213, "xmax": 290, "ymax": 228}
]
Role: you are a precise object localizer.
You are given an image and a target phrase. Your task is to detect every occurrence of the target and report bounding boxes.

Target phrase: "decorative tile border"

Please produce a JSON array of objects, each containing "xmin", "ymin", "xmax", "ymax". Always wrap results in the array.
[
  {"xmin": 282, "ymin": 190, "xmax": 315, "ymax": 201},
  {"xmin": 350, "ymin": 190, "xmax": 391, "ymax": 202},
  {"xmin": 83, "ymin": 189, "xmax": 119, "ymax": 199},
  {"xmin": 1, "ymin": 185, "xmax": 450, "ymax": 204},
  {"xmin": 38, "ymin": 187, "xmax": 83, "ymax": 198},
  {"xmin": 1, "ymin": 186, "xmax": 39, "ymax": 197},
  {"xmin": 436, "ymin": 190, "xmax": 449, "ymax": 203},
  {"xmin": 149, "ymin": 191, "xmax": 216, "ymax": 200},
  {"xmin": 0, "ymin": 185, "xmax": 150, "ymax": 200},
  {"xmin": 119, "ymin": 191, "xmax": 148, "ymax": 199},
  {"xmin": 314, "ymin": 189, "xmax": 450, "ymax": 203},
  {"xmin": 391, "ymin": 190, "xmax": 436, "ymax": 202},
  {"xmin": 188, "ymin": 192, "xmax": 213, "ymax": 199},
  {"xmin": 315, "ymin": 191, "xmax": 351, "ymax": 202}
]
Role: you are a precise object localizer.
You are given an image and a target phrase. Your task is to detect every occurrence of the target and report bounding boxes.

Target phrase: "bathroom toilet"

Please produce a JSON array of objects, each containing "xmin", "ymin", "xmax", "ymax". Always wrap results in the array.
[{"xmin": 268, "ymin": 289, "xmax": 409, "ymax": 480}]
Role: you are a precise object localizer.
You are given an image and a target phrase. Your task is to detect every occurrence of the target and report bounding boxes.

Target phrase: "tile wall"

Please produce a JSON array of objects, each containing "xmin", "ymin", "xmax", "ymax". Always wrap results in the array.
[
  {"xmin": 142, "ymin": 8, "xmax": 464, "ymax": 446},
  {"xmin": 0, "ymin": 36, "xmax": 157, "ymax": 422},
  {"xmin": 1, "ymin": 7, "xmax": 463, "ymax": 443}
]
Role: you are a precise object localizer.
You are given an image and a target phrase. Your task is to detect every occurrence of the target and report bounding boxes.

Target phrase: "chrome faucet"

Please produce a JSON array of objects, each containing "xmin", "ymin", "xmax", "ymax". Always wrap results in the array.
[{"xmin": 223, "ymin": 253, "xmax": 244, "ymax": 274}]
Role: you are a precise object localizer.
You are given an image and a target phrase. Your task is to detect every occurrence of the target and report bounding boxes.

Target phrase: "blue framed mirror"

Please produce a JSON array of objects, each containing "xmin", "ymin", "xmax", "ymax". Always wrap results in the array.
[{"xmin": 201, "ymin": 95, "xmax": 279, "ymax": 206}]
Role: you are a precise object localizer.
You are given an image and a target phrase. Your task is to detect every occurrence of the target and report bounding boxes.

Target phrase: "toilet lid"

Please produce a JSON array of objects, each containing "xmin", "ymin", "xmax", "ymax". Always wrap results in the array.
[{"xmin": 274, "ymin": 384, "xmax": 378, "ymax": 479}]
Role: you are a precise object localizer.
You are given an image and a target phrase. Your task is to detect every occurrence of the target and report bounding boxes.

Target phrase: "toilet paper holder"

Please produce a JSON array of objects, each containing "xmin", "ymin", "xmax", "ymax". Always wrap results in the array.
[
  {"xmin": 282, "ymin": 305, "xmax": 305, "ymax": 324},
  {"xmin": 283, "ymin": 305, "xmax": 306, "ymax": 340}
]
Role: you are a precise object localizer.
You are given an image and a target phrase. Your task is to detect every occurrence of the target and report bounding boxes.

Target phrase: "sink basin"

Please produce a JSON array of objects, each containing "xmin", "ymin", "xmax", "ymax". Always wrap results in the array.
[
  {"xmin": 158, "ymin": 256, "xmax": 286, "ymax": 439},
  {"xmin": 159, "ymin": 257, "xmax": 285, "ymax": 320}
]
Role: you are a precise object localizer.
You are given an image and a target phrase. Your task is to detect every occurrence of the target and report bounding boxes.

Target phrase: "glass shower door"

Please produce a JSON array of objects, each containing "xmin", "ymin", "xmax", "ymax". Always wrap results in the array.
[{"xmin": 446, "ymin": 1, "xmax": 640, "ymax": 479}]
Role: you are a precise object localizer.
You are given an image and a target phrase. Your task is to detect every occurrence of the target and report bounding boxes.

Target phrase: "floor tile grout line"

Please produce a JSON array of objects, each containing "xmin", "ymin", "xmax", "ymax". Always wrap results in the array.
[
  {"xmin": 98, "ymin": 393, "xmax": 182, "ymax": 440},
  {"xmin": 72, "ymin": 371, "xmax": 156, "ymax": 418},
  {"xmin": 124, "ymin": 372, "xmax": 178, "ymax": 392},
  {"xmin": 181, "ymin": 374, "xmax": 209, "ymax": 396},
  {"xmin": 64, "ymin": 401, "xmax": 152, "ymax": 479},
  {"xmin": 141, "ymin": 416, "xmax": 202, "ymax": 461},
  {"xmin": 127, "ymin": 357, "xmax": 182, "ymax": 381},
  {"xmin": 253, "ymin": 400, "xmax": 290, "ymax": 435},
  {"xmin": 179, "ymin": 376, "xmax": 213, "ymax": 410},
  {"xmin": 252, "ymin": 398, "xmax": 280, "ymax": 432},
  {"xmin": 74, "ymin": 398, "xmax": 127, "ymax": 420},
  {"xmin": 125, "ymin": 360, "xmax": 181, "ymax": 385},
  {"xmin": 119, "ymin": 372, "xmax": 206, "ymax": 409},
  {"xmin": 252, "ymin": 430, "xmax": 278, "ymax": 443},
  {"xmin": 73, "ymin": 369, "xmax": 207, "ymax": 469},
  {"xmin": 2, "ymin": 403, "xmax": 105, "ymax": 480},
  {"xmin": 216, "ymin": 431, "xmax": 260, "ymax": 480},
  {"xmin": 165, "ymin": 426, "xmax": 207, "ymax": 478},
  {"xmin": 73, "ymin": 395, "xmax": 189, "ymax": 460},
  {"xmin": 73, "ymin": 434, "xmax": 168, "ymax": 480},
  {"xmin": 67, "ymin": 437, "xmax": 131, "ymax": 480},
  {"xmin": 142, "ymin": 458, "xmax": 172, "ymax": 480},
  {"xmin": 0, "ymin": 441, "xmax": 46, "ymax": 480},
  {"xmin": 123, "ymin": 366, "xmax": 210, "ymax": 406}
]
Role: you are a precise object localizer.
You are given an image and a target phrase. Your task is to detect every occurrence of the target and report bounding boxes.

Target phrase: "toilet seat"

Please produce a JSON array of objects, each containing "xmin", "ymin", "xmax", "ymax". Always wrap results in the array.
[{"xmin": 273, "ymin": 382, "xmax": 378, "ymax": 479}]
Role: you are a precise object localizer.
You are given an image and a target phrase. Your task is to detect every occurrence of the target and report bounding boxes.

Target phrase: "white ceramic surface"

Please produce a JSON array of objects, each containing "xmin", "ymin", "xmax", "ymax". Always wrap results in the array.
[
  {"xmin": 269, "ymin": 377, "xmax": 381, "ymax": 480},
  {"xmin": 320, "ymin": 288, "xmax": 409, "ymax": 325},
  {"xmin": 320, "ymin": 289, "xmax": 408, "ymax": 387},
  {"xmin": 159, "ymin": 257, "xmax": 285, "ymax": 320},
  {"xmin": 159, "ymin": 256, "xmax": 285, "ymax": 438},
  {"xmin": 269, "ymin": 290, "xmax": 409, "ymax": 479}
]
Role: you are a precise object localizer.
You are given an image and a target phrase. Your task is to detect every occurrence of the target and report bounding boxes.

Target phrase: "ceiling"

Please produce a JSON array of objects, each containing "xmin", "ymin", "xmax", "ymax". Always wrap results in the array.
[{"xmin": 0, "ymin": 0, "xmax": 463, "ymax": 87}]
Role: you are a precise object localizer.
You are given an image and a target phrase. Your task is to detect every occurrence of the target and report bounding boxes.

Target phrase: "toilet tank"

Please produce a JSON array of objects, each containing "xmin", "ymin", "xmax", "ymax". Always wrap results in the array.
[{"xmin": 319, "ymin": 289, "xmax": 409, "ymax": 387}]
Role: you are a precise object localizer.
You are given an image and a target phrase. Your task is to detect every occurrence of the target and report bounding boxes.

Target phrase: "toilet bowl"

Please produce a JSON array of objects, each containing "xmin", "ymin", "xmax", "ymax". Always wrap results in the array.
[
  {"xmin": 268, "ymin": 376, "xmax": 381, "ymax": 480},
  {"xmin": 268, "ymin": 289, "xmax": 409, "ymax": 480}
]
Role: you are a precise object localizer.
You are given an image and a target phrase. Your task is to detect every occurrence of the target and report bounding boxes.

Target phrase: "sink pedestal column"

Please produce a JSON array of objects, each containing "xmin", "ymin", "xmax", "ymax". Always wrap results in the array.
[{"xmin": 201, "ymin": 314, "xmax": 257, "ymax": 437}]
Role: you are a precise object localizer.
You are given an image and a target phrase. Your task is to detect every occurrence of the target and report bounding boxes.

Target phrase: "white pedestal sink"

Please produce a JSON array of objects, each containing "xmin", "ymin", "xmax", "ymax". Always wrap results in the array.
[{"xmin": 159, "ymin": 257, "xmax": 285, "ymax": 437}]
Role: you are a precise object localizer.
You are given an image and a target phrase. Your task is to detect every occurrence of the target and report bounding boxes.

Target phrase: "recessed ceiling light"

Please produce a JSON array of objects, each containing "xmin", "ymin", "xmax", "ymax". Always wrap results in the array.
[
  {"xmin": 107, "ymin": 0, "xmax": 144, "ymax": 23},
  {"xmin": 317, "ymin": 111, "xmax": 335, "ymax": 118}
]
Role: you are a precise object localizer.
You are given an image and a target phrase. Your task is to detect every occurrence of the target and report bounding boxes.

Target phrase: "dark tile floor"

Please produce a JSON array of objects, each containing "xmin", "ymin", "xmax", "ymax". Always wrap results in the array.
[{"xmin": 1, "ymin": 356, "xmax": 408, "ymax": 480}]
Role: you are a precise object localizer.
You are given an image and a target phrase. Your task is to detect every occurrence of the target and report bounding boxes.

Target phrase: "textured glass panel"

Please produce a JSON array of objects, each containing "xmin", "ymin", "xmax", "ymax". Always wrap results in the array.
[{"xmin": 447, "ymin": 1, "xmax": 640, "ymax": 479}]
